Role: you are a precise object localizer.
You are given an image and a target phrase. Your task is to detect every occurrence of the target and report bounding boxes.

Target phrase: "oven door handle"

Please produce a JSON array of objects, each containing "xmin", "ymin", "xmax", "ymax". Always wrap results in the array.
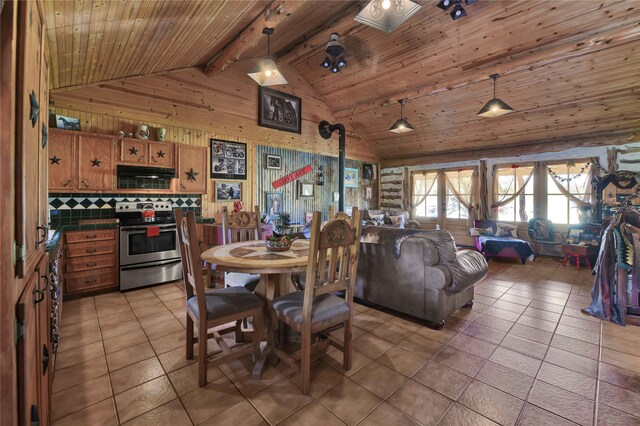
[
  {"xmin": 121, "ymin": 227, "xmax": 177, "ymax": 233},
  {"xmin": 120, "ymin": 259, "xmax": 182, "ymax": 271}
]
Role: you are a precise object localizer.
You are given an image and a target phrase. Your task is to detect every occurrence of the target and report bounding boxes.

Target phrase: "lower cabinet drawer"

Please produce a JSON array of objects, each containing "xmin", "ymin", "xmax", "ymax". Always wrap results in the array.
[
  {"xmin": 65, "ymin": 229, "xmax": 116, "ymax": 244},
  {"xmin": 65, "ymin": 268, "xmax": 116, "ymax": 294},
  {"xmin": 66, "ymin": 254, "xmax": 116, "ymax": 273},
  {"xmin": 66, "ymin": 242, "xmax": 115, "ymax": 258}
]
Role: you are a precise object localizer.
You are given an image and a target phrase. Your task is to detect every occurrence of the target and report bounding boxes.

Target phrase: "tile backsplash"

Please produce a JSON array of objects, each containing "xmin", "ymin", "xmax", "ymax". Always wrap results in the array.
[{"xmin": 49, "ymin": 193, "xmax": 201, "ymax": 226}]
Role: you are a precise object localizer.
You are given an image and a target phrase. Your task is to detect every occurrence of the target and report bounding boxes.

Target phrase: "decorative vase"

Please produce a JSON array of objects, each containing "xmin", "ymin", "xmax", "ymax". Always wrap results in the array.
[
  {"xmin": 117, "ymin": 130, "xmax": 125, "ymax": 138},
  {"xmin": 156, "ymin": 127, "xmax": 166, "ymax": 142},
  {"xmin": 135, "ymin": 124, "xmax": 150, "ymax": 140}
]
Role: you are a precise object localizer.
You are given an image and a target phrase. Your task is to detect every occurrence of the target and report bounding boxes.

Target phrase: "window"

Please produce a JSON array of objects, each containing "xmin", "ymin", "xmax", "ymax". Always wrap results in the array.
[
  {"xmin": 495, "ymin": 165, "xmax": 535, "ymax": 222},
  {"xmin": 547, "ymin": 162, "xmax": 590, "ymax": 225},
  {"xmin": 445, "ymin": 169, "xmax": 475, "ymax": 219},
  {"xmin": 412, "ymin": 172, "xmax": 438, "ymax": 218}
]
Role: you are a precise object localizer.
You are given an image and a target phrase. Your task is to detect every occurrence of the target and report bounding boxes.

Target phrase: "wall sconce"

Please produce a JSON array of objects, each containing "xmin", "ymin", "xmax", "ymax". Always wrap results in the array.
[{"xmin": 317, "ymin": 165, "xmax": 325, "ymax": 186}]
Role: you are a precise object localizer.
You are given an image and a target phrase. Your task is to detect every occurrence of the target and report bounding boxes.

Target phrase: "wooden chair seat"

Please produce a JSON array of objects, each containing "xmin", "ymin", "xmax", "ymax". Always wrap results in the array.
[
  {"xmin": 187, "ymin": 287, "xmax": 263, "ymax": 321},
  {"xmin": 272, "ymin": 292, "xmax": 349, "ymax": 332}
]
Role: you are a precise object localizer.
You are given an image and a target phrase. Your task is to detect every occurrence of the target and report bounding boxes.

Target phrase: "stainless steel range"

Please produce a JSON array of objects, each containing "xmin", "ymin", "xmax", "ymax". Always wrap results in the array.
[{"xmin": 115, "ymin": 202, "xmax": 182, "ymax": 290}]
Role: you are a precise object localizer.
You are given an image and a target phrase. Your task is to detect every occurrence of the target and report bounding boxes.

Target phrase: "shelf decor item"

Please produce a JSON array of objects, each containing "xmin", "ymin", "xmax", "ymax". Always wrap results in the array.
[
  {"xmin": 265, "ymin": 235, "xmax": 296, "ymax": 252},
  {"xmin": 135, "ymin": 124, "xmax": 150, "ymax": 140},
  {"xmin": 210, "ymin": 139, "xmax": 247, "ymax": 180},
  {"xmin": 258, "ymin": 86, "xmax": 302, "ymax": 134},
  {"xmin": 156, "ymin": 127, "xmax": 166, "ymax": 142},
  {"xmin": 54, "ymin": 114, "xmax": 80, "ymax": 130}
]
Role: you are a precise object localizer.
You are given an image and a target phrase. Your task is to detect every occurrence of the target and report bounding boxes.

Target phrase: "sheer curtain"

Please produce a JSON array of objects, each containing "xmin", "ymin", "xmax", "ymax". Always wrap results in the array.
[
  {"xmin": 491, "ymin": 163, "xmax": 538, "ymax": 220},
  {"xmin": 547, "ymin": 161, "xmax": 594, "ymax": 207},
  {"xmin": 411, "ymin": 170, "xmax": 440, "ymax": 219},
  {"xmin": 444, "ymin": 169, "xmax": 479, "ymax": 227}
]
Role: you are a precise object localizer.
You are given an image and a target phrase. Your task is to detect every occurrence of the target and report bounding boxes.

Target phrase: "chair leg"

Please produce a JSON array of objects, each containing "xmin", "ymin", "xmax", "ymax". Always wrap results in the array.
[
  {"xmin": 198, "ymin": 326, "xmax": 208, "ymax": 387},
  {"xmin": 252, "ymin": 310, "xmax": 262, "ymax": 363},
  {"xmin": 300, "ymin": 331, "xmax": 312, "ymax": 395},
  {"xmin": 186, "ymin": 314, "xmax": 194, "ymax": 360},
  {"xmin": 235, "ymin": 320, "xmax": 244, "ymax": 343},
  {"xmin": 342, "ymin": 320, "xmax": 352, "ymax": 371}
]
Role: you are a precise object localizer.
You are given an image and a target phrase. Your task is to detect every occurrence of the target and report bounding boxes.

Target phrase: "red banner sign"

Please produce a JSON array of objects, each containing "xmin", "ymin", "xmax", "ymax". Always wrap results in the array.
[{"xmin": 272, "ymin": 164, "xmax": 313, "ymax": 189}]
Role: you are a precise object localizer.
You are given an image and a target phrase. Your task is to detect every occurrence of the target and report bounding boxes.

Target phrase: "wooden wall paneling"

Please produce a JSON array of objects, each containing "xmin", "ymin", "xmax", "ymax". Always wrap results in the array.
[{"xmin": 1, "ymin": 2, "xmax": 19, "ymax": 424}]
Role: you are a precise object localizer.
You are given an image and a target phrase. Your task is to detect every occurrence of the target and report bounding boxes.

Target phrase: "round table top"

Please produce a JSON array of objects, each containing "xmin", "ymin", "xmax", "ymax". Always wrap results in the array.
[{"xmin": 201, "ymin": 239, "xmax": 310, "ymax": 274}]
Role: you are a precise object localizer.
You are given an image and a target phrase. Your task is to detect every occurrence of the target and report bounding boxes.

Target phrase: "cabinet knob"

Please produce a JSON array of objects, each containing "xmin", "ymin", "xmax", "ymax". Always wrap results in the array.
[
  {"xmin": 63, "ymin": 179, "xmax": 71, "ymax": 187},
  {"xmin": 86, "ymin": 249, "xmax": 97, "ymax": 254},
  {"xmin": 36, "ymin": 225, "xmax": 48, "ymax": 248},
  {"xmin": 81, "ymin": 180, "xmax": 89, "ymax": 188},
  {"xmin": 86, "ymin": 234, "xmax": 97, "ymax": 239},
  {"xmin": 86, "ymin": 262, "xmax": 97, "ymax": 267}
]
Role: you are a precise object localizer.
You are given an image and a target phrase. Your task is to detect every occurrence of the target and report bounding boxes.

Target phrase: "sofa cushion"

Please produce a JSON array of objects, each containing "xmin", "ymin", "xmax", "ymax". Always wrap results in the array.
[{"xmin": 445, "ymin": 250, "xmax": 488, "ymax": 294}]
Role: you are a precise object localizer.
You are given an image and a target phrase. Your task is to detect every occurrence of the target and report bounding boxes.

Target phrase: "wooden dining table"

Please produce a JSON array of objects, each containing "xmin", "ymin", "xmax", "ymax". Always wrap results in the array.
[{"xmin": 201, "ymin": 239, "xmax": 310, "ymax": 378}]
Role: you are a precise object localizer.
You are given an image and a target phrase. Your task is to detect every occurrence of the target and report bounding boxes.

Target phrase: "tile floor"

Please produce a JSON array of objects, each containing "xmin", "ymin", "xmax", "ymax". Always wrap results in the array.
[{"xmin": 51, "ymin": 258, "xmax": 640, "ymax": 425}]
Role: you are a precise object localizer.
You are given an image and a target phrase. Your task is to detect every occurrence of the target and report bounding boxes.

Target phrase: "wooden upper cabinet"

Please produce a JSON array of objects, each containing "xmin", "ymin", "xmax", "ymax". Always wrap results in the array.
[
  {"xmin": 78, "ymin": 135, "xmax": 115, "ymax": 191},
  {"xmin": 48, "ymin": 132, "xmax": 76, "ymax": 190},
  {"xmin": 120, "ymin": 139, "xmax": 148, "ymax": 165},
  {"xmin": 177, "ymin": 145, "xmax": 207, "ymax": 193},
  {"xmin": 148, "ymin": 142, "xmax": 175, "ymax": 167}
]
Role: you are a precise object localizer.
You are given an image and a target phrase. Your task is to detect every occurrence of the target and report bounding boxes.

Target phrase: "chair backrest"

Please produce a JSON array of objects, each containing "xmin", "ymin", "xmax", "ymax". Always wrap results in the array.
[
  {"xmin": 221, "ymin": 205, "xmax": 262, "ymax": 244},
  {"xmin": 528, "ymin": 218, "xmax": 555, "ymax": 241},
  {"xmin": 175, "ymin": 209, "xmax": 206, "ymax": 320},
  {"xmin": 474, "ymin": 219, "xmax": 497, "ymax": 234},
  {"xmin": 302, "ymin": 208, "xmax": 363, "ymax": 325},
  {"xmin": 328, "ymin": 204, "xmax": 336, "ymax": 219}
]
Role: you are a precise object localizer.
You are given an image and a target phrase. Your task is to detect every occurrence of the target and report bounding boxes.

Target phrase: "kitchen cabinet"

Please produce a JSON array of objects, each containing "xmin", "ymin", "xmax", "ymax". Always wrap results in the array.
[
  {"xmin": 15, "ymin": 0, "xmax": 48, "ymax": 278},
  {"xmin": 148, "ymin": 142, "xmax": 175, "ymax": 167},
  {"xmin": 177, "ymin": 145, "xmax": 207, "ymax": 193},
  {"xmin": 119, "ymin": 139, "xmax": 176, "ymax": 168},
  {"xmin": 77, "ymin": 135, "xmax": 116, "ymax": 191},
  {"xmin": 48, "ymin": 132, "xmax": 76, "ymax": 190},
  {"xmin": 64, "ymin": 229, "xmax": 118, "ymax": 296}
]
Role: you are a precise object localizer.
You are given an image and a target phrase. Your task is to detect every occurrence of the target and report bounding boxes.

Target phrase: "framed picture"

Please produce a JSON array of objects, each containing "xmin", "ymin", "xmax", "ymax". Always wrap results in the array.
[
  {"xmin": 567, "ymin": 227, "xmax": 582, "ymax": 243},
  {"xmin": 54, "ymin": 114, "xmax": 80, "ymax": 131},
  {"xmin": 214, "ymin": 181, "xmax": 242, "ymax": 202},
  {"xmin": 258, "ymin": 87, "xmax": 302, "ymax": 134},
  {"xmin": 265, "ymin": 191, "xmax": 284, "ymax": 218},
  {"xmin": 365, "ymin": 186, "xmax": 373, "ymax": 200},
  {"xmin": 344, "ymin": 167, "xmax": 359, "ymax": 188},
  {"xmin": 210, "ymin": 139, "xmax": 247, "ymax": 180},
  {"xmin": 298, "ymin": 181, "xmax": 314, "ymax": 198},
  {"xmin": 362, "ymin": 164, "xmax": 374, "ymax": 180},
  {"xmin": 333, "ymin": 192, "xmax": 340, "ymax": 202},
  {"xmin": 266, "ymin": 154, "xmax": 282, "ymax": 170},
  {"xmin": 305, "ymin": 212, "xmax": 314, "ymax": 224}
]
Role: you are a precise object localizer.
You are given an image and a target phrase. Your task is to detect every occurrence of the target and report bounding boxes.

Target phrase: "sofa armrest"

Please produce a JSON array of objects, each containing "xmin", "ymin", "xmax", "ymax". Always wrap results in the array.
[{"xmin": 444, "ymin": 250, "xmax": 488, "ymax": 294}]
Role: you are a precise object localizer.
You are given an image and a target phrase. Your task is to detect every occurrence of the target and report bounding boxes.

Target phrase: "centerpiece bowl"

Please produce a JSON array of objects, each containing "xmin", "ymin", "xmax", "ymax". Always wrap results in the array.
[{"xmin": 265, "ymin": 235, "xmax": 297, "ymax": 252}]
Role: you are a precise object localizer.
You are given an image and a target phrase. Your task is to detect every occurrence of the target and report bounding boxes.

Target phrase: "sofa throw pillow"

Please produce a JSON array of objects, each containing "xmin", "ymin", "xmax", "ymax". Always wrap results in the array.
[
  {"xmin": 479, "ymin": 227, "xmax": 495, "ymax": 236},
  {"xmin": 496, "ymin": 222, "xmax": 518, "ymax": 238},
  {"xmin": 389, "ymin": 215, "xmax": 404, "ymax": 226},
  {"xmin": 469, "ymin": 227, "xmax": 481, "ymax": 236},
  {"xmin": 369, "ymin": 214, "xmax": 385, "ymax": 225}
]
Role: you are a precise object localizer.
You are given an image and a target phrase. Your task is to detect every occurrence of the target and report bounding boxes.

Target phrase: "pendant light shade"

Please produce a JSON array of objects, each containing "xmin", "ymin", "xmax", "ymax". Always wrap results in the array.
[
  {"xmin": 389, "ymin": 99, "xmax": 415, "ymax": 133},
  {"xmin": 477, "ymin": 74, "xmax": 514, "ymax": 118},
  {"xmin": 247, "ymin": 28, "xmax": 287, "ymax": 86},
  {"xmin": 354, "ymin": 0, "xmax": 422, "ymax": 33}
]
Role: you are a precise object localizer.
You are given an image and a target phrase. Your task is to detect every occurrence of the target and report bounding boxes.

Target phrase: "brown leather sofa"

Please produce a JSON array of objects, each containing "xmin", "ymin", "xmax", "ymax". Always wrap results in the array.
[{"xmin": 354, "ymin": 227, "xmax": 488, "ymax": 328}]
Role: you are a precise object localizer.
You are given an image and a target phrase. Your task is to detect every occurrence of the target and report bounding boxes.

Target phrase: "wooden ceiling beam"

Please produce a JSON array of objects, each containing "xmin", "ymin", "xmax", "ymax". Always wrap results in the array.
[
  {"xmin": 381, "ymin": 131, "xmax": 640, "ymax": 168},
  {"xmin": 202, "ymin": 1, "xmax": 303, "ymax": 76},
  {"xmin": 334, "ymin": 21, "xmax": 640, "ymax": 118}
]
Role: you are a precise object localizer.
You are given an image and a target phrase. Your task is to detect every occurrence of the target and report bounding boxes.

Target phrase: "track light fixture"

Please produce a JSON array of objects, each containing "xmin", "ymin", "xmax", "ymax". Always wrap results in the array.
[
  {"xmin": 389, "ymin": 99, "xmax": 415, "ymax": 133},
  {"xmin": 477, "ymin": 74, "xmax": 515, "ymax": 118},
  {"xmin": 321, "ymin": 33, "xmax": 347, "ymax": 74},
  {"xmin": 436, "ymin": 0, "xmax": 475, "ymax": 20},
  {"xmin": 247, "ymin": 28, "xmax": 287, "ymax": 86}
]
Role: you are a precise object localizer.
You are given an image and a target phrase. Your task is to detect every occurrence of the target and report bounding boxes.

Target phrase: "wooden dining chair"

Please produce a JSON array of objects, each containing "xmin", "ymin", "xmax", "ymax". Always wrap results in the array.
[
  {"xmin": 175, "ymin": 209, "xmax": 264, "ymax": 387},
  {"xmin": 271, "ymin": 209, "xmax": 363, "ymax": 394}
]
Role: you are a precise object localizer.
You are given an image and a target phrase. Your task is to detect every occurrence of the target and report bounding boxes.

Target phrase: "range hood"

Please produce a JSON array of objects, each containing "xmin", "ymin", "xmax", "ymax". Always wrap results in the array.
[{"xmin": 117, "ymin": 165, "xmax": 176, "ymax": 179}]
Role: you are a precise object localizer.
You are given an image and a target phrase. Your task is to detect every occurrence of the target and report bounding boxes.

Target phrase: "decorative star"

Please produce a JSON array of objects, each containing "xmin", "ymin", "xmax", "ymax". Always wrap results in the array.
[
  {"xmin": 49, "ymin": 156, "xmax": 61, "ymax": 165},
  {"xmin": 29, "ymin": 90, "xmax": 39, "ymax": 128},
  {"xmin": 157, "ymin": 150, "xmax": 166, "ymax": 158},
  {"xmin": 91, "ymin": 158, "xmax": 102, "ymax": 167},
  {"xmin": 185, "ymin": 168, "xmax": 199, "ymax": 182},
  {"xmin": 129, "ymin": 147, "xmax": 138, "ymax": 155}
]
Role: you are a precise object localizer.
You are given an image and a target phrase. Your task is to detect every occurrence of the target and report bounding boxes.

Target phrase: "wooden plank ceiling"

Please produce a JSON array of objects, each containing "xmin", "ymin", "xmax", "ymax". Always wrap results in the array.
[{"xmin": 47, "ymin": 0, "xmax": 640, "ymax": 165}]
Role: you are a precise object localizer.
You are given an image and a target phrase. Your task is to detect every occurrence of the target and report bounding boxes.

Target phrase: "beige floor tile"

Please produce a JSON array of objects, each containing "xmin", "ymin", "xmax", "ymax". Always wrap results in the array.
[
  {"xmin": 143, "ymin": 317, "xmax": 185, "ymax": 340},
  {"xmin": 51, "ymin": 374, "xmax": 112, "ymax": 420},
  {"xmin": 58, "ymin": 318, "xmax": 101, "ymax": 339},
  {"xmin": 443, "ymin": 316, "xmax": 471, "ymax": 333},
  {"xmin": 164, "ymin": 298, "xmax": 185, "ymax": 311},
  {"xmin": 555, "ymin": 324, "xmax": 600, "ymax": 345},
  {"xmin": 103, "ymin": 329, "xmax": 148, "ymax": 354},
  {"xmin": 388, "ymin": 316, "xmax": 422, "ymax": 332},
  {"xmin": 544, "ymin": 347, "xmax": 598, "ymax": 378},
  {"xmin": 180, "ymin": 376, "xmax": 246, "ymax": 424},
  {"xmin": 128, "ymin": 295, "xmax": 162, "ymax": 309},
  {"xmin": 459, "ymin": 380, "xmax": 524, "ymax": 426},
  {"xmin": 489, "ymin": 347, "xmax": 541, "ymax": 377},
  {"xmin": 476, "ymin": 361, "xmax": 534, "ymax": 400},
  {"xmin": 149, "ymin": 331, "xmax": 184, "ymax": 355},
  {"xmin": 550, "ymin": 334, "xmax": 599, "ymax": 360},
  {"xmin": 509, "ymin": 323, "xmax": 553, "ymax": 345},
  {"xmin": 448, "ymin": 333, "xmax": 497, "ymax": 359},
  {"xmin": 463, "ymin": 323, "xmax": 507, "ymax": 345},
  {"xmin": 353, "ymin": 312, "xmax": 387, "ymax": 331},
  {"xmin": 55, "ymin": 341, "xmax": 105, "ymax": 370},
  {"xmin": 60, "ymin": 306, "xmax": 98, "ymax": 326},
  {"xmin": 106, "ymin": 341, "xmax": 156, "ymax": 371},
  {"xmin": 115, "ymin": 376, "xmax": 177, "ymax": 423},
  {"xmin": 414, "ymin": 325, "xmax": 458, "ymax": 344},
  {"xmin": 359, "ymin": 402, "xmax": 420, "ymax": 426},
  {"xmin": 322, "ymin": 348, "xmax": 372, "ymax": 377},
  {"xmin": 100, "ymin": 320, "xmax": 143, "ymax": 340},
  {"xmin": 500, "ymin": 334, "xmax": 548, "ymax": 360},
  {"xmin": 282, "ymin": 359, "xmax": 345, "ymax": 399},
  {"xmin": 598, "ymin": 381, "xmax": 640, "ymax": 417},
  {"xmin": 121, "ymin": 399, "xmax": 191, "ymax": 426},
  {"xmin": 529, "ymin": 301, "xmax": 564, "ymax": 314},
  {"xmin": 219, "ymin": 354, "xmax": 284, "ymax": 397},
  {"xmin": 110, "ymin": 357, "xmax": 166, "ymax": 394},
  {"xmin": 352, "ymin": 333, "xmax": 395, "ymax": 359},
  {"xmin": 317, "ymin": 378, "xmax": 382, "ymax": 426},
  {"xmin": 527, "ymin": 380, "xmax": 594, "ymax": 426},
  {"xmin": 376, "ymin": 345, "xmax": 427, "ymax": 377},
  {"xmin": 132, "ymin": 302, "xmax": 169, "ymax": 319},
  {"xmin": 536, "ymin": 362, "xmax": 596, "ymax": 399},
  {"xmin": 199, "ymin": 400, "xmax": 267, "ymax": 426},
  {"xmin": 596, "ymin": 403, "xmax": 640, "ymax": 426},
  {"xmin": 599, "ymin": 362, "xmax": 640, "ymax": 394},
  {"xmin": 97, "ymin": 303, "xmax": 134, "ymax": 319},
  {"xmin": 433, "ymin": 346, "xmax": 486, "ymax": 377},
  {"xmin": 249, "ymin": 377, "xmax": 313, "ymax": 425},
  {"xmin": 412, "ymin": 361, "xmax": 471, "ymax": 400},
  {"xmin": 522, "ymin": 306, "xmax": 561, "ymax": 323},
  {"xmin": 517, "ymin": 403, "xmax": 577, "ymax": 426},
  {"xmin": 439, "ymin": 403, "xmax": 499, "ymax": 426},
  {"xmin": 351, "ymin": 360, "xmax": 408, "ymax": 399},
  {"xmin": 124, "ymin": 288, "xmax": 157, "ymax": 302},
  {"xmin": 560, "ymin": 314, "xmax": 601, "ymax": 333},
  {"xmin": 474, "ymin": 312, "xmax": 516, "ymax": 332},
  {"xmin": 99, "ymin": 310, "xmax": 137, "ymax": 328},
  {"xmin": 492, "ymin": 300, "xmax": 527, "ymax": 314},
  {"xmin": 602, "ymin": 333, "xmax": 640, "ymax": 357},
  {"xmin": 157, "ymin": 290, "xmax": 184, "ymax": 303},
  {"xmin": 168, "ymin": 362, "xmax": 225, "ymax": 396},
  {"xmin": 601, "ymin": 348, "xmax": 640, "ymax": 375},
  {"xmin": 387, "ymin": 379, "xmax": 452, "ymax": 425},
  {"xmin": 51, "ymin": 397, "xmax": 117, "ymax": 426},
  {"xmin": 398, "ymin": 333, "xmax": 444, "ymax": 359},
  {"xmin": 279, "ymin": 401, "xmax": 345, "ymax": 426},
  {"xmin": 158, "ymin": 346, "xmax": 198, "ymax": 373},
  {"xmin": 52, "ymin": 356, "xmax": 109, "ymax": 393}
]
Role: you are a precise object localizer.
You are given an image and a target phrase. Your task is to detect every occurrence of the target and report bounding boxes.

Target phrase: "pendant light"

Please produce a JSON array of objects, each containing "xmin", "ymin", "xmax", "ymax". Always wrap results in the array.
[
  {"xmin": 477, "ymin": 74, "xmax": 515, "ymax": 118},
  {"xmin": 354, "ymin": 0, "xmax": 422, "ymax": 33},
  {"xmin": 389, "ymin": 99, "xmax": 415, "ymax": 133},
  {"xmin": 247, "ymin": 28, "xmax": 288, "ymax": 86}
]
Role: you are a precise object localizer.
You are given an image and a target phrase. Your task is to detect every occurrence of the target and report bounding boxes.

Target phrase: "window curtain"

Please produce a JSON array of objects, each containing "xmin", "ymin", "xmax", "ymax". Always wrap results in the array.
[
  {"xmin": 410, "ymin": 170, "xmax": 440, "ymax": 218},
  {"xmin": 490, "ymin": 163, "xmax": 538, "ymax": 220},
  {"xmin": 444, "ymin": 169, "xmax": 479, "ymax": 227},
  {"xmin": 547, "ymin": 160, "xmax": 595, "ymax": 208},
  {"xmin": 478, "ymin": 161, "xmax": 490, "ymax": 220}
]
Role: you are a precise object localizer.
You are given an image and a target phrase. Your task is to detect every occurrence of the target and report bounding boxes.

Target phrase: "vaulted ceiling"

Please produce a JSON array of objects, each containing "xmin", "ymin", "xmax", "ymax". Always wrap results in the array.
[{"xmin": 46, "ymin": 0, "xmax": 640, "ymax": 165}]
